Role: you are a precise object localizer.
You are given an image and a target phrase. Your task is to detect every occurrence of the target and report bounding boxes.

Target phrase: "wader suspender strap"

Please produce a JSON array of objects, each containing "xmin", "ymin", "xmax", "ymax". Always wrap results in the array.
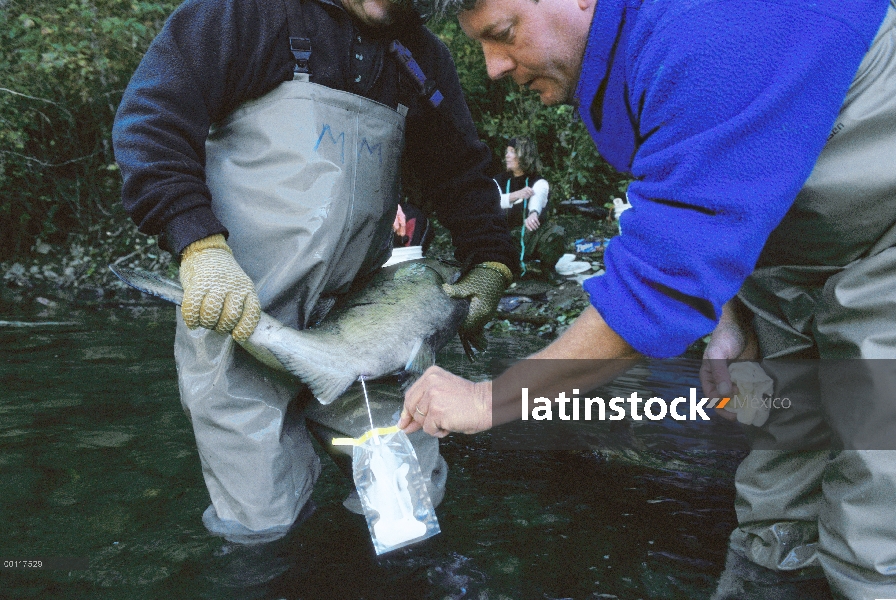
[
  {"xmin": 506, "ymin": 177, "xmax": 529, "ymax": 275},
  {"xmin": 283, "ymin": 0, "xmax": 442, "ymax": 108},
  {"xmin": 284, "ymin": 0, "xmax": 311, "ymax": 76},
  {"xmin": 388, "ymin": 41, "xmax": 444, "ymax": 109}
]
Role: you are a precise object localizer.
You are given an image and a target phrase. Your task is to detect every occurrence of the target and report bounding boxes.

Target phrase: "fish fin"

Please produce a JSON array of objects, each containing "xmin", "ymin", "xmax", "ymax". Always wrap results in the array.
[
  {"xmin": 405, "ymin": 339, "xmax": 435, "ymax": 375},
  {"xmin": 268, "ymin": 345, "xmax": 356, "ymax": 405},
  {"xmin": 306, "ymin": 296, "xmax": 337, "ymax": 328},
  {"xmin": 459, "ymin": 331, "xmax": 487, "ymax": 362},
  {"xmin": 436, "ymin": 258, "xmax": 463, "ymax": 284},
  {"xmin": 310, "ymin": 374, "xmax": 359, "ymax": 405},
  {"xmin": 109, "ymin": 265, "xmax": 184, "ymax": 305},
  {"xmin": 396, "ymin": 370, "xmax": 418, "ymax": 392}
]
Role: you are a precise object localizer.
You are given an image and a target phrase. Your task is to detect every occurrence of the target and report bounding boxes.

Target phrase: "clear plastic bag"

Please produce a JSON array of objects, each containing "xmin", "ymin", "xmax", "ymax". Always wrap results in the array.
[{"xmin": 334, "ymin": 426, "xmax": 440, "ymax": 554}]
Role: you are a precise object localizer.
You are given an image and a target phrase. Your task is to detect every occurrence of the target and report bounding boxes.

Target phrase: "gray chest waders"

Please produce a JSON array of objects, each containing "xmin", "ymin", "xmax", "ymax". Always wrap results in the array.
[
  {"xmin": 721, "ymin": 7, "xmax": 896, "ymax": 598},
  {"xmin": 171, "ymin": 2, "xmax": 448, "ymax": 541}
]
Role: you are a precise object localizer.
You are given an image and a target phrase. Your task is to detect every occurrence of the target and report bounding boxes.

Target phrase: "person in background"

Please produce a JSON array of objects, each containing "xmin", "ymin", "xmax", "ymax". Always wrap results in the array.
[
  {"xmin": 393, "ymin": 202, "xmax": 434, "ymax": 252},
  {"xmin": 494, "ymin": 136, "xmax": 566, "ymax": 278},
  {"xmin": 401, "ymin": 0, "xmax": 896, "ymax": 598}
]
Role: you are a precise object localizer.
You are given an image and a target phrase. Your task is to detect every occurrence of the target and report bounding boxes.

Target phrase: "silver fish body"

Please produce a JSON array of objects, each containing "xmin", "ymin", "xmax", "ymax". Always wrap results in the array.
[{"xmin": 110, "ymin": 259, "xmax": 468, "ymax": 404}]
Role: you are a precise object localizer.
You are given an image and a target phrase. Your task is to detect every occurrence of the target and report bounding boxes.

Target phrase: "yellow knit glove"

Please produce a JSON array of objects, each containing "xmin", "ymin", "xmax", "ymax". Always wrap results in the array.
[
  {"xmin": 179, "ymin": 234, "xmax": 261, "ymax": 342},
  {"xmin": 442, "ymin": 261, "xmax": 512, "ymax": 350}
]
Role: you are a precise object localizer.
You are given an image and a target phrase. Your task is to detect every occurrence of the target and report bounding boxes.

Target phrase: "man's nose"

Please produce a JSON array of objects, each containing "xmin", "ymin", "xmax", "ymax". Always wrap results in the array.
[{"xmin": 482, "ymin": 43, "xmax": 514, "ymax": 80}]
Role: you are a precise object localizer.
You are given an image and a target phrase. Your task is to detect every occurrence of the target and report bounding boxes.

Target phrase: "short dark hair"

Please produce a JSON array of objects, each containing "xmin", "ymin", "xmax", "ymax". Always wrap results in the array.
[{"xmin": 508, "ymin": 136, "xmax": 542, "ymax": 176}]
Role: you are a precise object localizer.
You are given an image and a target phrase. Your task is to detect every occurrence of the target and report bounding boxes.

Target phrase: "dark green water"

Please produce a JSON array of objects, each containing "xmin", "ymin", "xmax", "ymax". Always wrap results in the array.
[{"xmin": 1, "ymin": 303, "xmax": 748, "ymax": 599}]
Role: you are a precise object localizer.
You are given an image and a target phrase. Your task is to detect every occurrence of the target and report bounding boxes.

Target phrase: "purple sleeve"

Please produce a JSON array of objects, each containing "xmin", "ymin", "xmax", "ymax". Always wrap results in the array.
[{"xmin": 584, "ymin": 2, "xmax": 880, "ymax": 357}]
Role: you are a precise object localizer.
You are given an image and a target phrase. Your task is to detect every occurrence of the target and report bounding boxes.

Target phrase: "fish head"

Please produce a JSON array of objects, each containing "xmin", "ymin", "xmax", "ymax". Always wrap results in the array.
[{"xmin": 387, "ymin": 259, "xmax": 481, "ymax": 361}]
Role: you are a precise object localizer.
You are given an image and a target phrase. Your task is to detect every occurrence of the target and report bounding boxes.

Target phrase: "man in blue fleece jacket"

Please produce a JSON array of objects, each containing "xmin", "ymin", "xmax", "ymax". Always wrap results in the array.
[{"xmin": 402, "ymin": 0, "xmax": 896, "ymax": 597}]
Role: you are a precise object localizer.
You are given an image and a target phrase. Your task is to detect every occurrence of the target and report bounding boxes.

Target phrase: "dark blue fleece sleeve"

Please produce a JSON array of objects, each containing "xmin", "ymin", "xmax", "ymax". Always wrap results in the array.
[
  {"xmin": 583, "ymin": 0, "xmax": 886, "ymax": 357},
  {"xmin": 112, "ymin": 0, "xmax": 291, "ymax": 255},
  {"xmin": 402, "ymin": 32, "xmax": 516, "ymax": 270}
]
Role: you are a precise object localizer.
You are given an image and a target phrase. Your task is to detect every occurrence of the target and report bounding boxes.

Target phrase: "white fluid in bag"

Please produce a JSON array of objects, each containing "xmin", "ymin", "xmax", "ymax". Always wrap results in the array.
[{"xmin": 368, "ymin": 444, "xmax": 427, "ymax": 546}]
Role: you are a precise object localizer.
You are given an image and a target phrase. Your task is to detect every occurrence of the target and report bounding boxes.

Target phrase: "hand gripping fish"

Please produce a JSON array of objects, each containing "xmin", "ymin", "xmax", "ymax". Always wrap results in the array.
[{"xmin": 110, "ymin": 259, "xmax": 471, "ymax": 404}]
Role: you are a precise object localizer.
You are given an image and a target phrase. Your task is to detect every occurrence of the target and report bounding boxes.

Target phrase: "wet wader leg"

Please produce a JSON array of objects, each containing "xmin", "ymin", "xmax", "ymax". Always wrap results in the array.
[
  {"xmin": 175, "ymin": 314, "xmax": 321, "ymax": 544},
  {"xmin": 811, "ymin": 249, "xmax": 896, "ymax": 598},
  {"xmin": 818, "ymin": 450, "xmax": 896, "ymax": 599},
  {"xmin": 727, "ymin": 359, "xmax": 833, "ymax": 576},
  {"xmin": 712, "ymin": 340, "xmax": 836, "ymax": 597},
  {"xmin": 203, "ymin": 499, "xmax": 317, "ymax": 595},
  {"xmin": 715, "ymin": 284, "xmax": 835, "ymax": 596},
  {"xmin": 711, "ymin": 546, "xmax": 835, "ymax": 600},
  {"xmin": 729, "ymin": 450, "xmax": 827, "ymax": 571},
  {"xmin": 716, "ymin": 3, "xmax": 896, "ymax": 595}
]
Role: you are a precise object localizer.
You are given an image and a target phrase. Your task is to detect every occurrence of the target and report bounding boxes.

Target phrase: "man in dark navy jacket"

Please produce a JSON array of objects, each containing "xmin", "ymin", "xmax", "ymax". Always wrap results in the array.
[{"xmin": 113, "ymin": 0, "xmax": 515, "ymax": 555}]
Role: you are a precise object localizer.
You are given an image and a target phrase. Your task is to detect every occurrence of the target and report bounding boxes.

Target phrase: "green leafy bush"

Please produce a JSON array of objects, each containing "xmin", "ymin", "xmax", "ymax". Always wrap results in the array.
[
  {"xmin": 0, "ymin": 3, "xmax": 628, "ymax": 262},
  {"xmin": 432, "ymin": 19, "xmax": 630, "ymax": 205},
  {"xmin": 0, "ymin": 0, "xmax": 176, "ymax": 258}
]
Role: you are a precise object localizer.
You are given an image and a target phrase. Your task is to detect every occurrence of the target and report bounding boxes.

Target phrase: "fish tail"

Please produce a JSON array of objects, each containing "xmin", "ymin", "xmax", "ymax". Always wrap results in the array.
[{"xmin": 265, "ymin": 335, "xmax": 358, "ymax": 404}]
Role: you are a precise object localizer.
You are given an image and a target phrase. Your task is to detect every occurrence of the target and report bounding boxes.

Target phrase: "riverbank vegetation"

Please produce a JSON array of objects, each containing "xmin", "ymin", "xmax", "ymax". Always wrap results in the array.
[{"xmin": 1, "ymin": 0, "xmax": 629, "ymax": 309}]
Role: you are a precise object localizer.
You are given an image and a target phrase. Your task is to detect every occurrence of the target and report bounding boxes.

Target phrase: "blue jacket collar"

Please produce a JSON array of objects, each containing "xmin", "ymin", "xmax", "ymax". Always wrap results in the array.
[{"xmin": 575, "ymin": 0, "xmax": 641, "ymax": 172}]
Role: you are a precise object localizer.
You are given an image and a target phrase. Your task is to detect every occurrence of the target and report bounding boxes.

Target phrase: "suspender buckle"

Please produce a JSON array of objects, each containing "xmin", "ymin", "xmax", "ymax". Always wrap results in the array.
[
  {"xmin": 290, "ymin": 36, "xmax": 312, "ymax": 75},
  {"xmin": 388, "ymin": 40, "xmax": 443, "ymax": 109}
]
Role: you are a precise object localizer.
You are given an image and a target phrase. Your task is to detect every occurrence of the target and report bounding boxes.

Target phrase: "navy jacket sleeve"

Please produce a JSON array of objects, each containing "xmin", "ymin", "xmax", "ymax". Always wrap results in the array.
[
  {"xmin": 582, "ymin": 0, "xmax": 886, "ymax": 357},
  {"xmin": 112, "ymin": 0, "xmax": 294, "ymax": 255},
  {"xmin": 401, "ymin": 31, "xmax": 515, "ymax": 270}
]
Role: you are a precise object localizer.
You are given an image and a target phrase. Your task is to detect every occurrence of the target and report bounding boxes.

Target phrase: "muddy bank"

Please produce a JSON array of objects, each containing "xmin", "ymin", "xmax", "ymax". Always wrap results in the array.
[
  {"xmin": 0, "ymin": 209, "xmax": 707, "ymax": 354},
  {"xmin": 0, "ymin": 213, "xmax": 175, "ymax": 309}
]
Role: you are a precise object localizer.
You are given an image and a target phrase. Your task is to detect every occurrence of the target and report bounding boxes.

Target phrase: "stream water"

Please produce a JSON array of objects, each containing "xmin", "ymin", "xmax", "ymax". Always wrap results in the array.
[{"xmin": 1, "ymin": 302, "xmax": 749, "ymax": 599}]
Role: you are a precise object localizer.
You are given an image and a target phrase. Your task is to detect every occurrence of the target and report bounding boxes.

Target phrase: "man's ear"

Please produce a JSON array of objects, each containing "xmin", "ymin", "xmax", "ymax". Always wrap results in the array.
[{"xmin": 577, "ymin": 0, "xmax": 594, "ymax": 11}]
